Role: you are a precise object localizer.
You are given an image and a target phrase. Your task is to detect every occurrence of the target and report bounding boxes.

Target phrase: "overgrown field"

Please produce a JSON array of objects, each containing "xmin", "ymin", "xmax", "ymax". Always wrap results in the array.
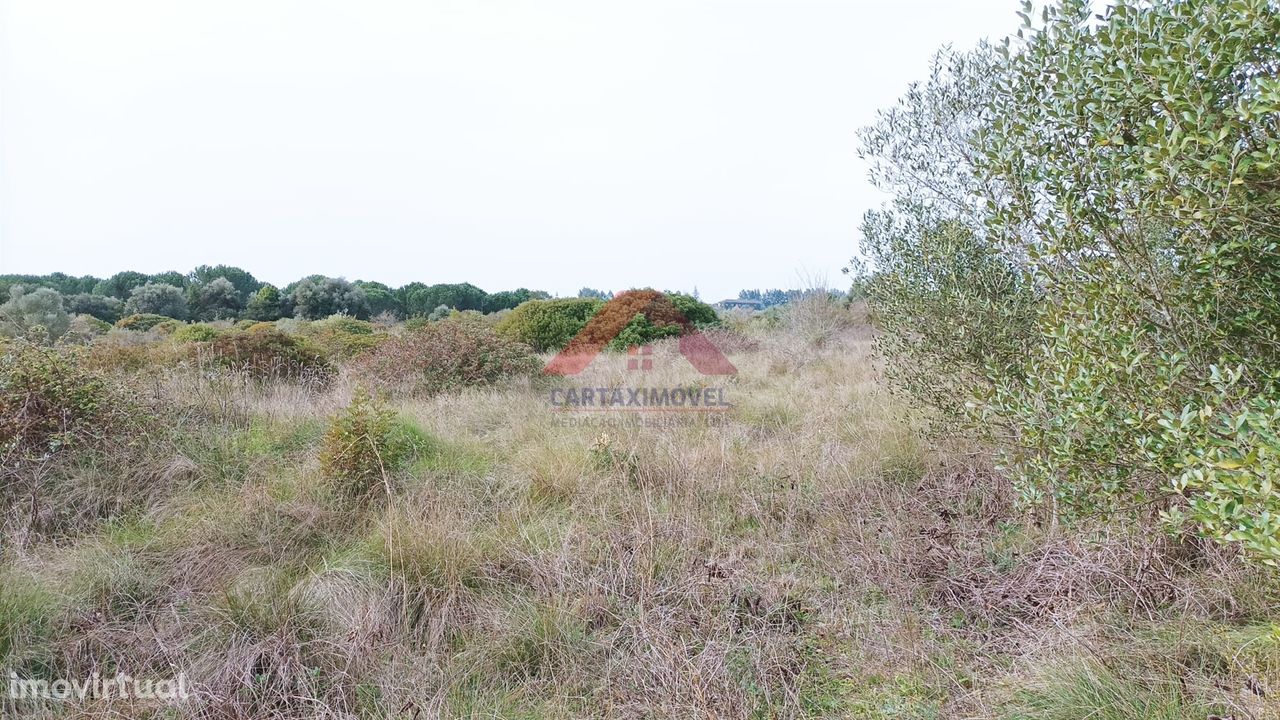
[{"xmin": 1, "ymin": 304, "xmax": 1276, "ymax": 719}]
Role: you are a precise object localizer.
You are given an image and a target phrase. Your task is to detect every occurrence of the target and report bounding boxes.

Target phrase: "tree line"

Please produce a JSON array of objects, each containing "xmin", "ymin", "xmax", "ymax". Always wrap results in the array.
[{"xmin": 0, "ymin": 267, "xmax": 554, "ymax": 325}]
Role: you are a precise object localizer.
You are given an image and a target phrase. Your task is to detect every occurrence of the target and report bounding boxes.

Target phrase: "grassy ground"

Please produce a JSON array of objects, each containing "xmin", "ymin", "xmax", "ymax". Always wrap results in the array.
[{"xmin": 1, "ymin": 313, "xmax": 1277, "ymax": 718}]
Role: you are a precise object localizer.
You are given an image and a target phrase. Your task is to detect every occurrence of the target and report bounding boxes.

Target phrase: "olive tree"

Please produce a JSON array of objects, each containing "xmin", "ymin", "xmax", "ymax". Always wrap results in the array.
[
  {"xmin": 290, "ymin": 276, "xmax": 370, "ymax": 320},
  {"xmin": 125, "ymin": 283, "xmax": 188, "ymax": 320},
  {"xmin": 0, "ymin": 286, "xmax": 70, "ymax": 342},
  {"xmin": 190, "ymin": 277, "xmax": 242, "ymax": 320},
  {"xmin": 860, "ymin": 0, "xmax": 1280, "ymax": 562},
  {"xmin": 852, "ymin": 45, "xmax": 1039, "ymax": 430}
]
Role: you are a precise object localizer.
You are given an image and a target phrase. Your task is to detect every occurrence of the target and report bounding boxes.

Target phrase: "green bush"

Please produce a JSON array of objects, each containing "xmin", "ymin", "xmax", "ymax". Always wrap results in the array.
[
  {"xmin": 114, "ymin": 313, "xmax": 173, "ymax": 331},
  {"xmin": 494, "ymin": 298, "xmax": 603, "ymax": 352},
  {"xmin": 667, "ymin": 292, "xmax": 718, "ymax": 326},
  {"xmin": 319, "ymin": 388, "xmax": 415, "ymax": 498},
  {"xmin": 0, "ymin": 340, "xmax": 111, "ymax": 463},
  {"xmin": 302, "ymin": 316, "xmax": 387, "ymax": 360},
  {"xmin": 172, "ymin": 323, "xmax": 224, "ymax": 343},
  {"xmin": 201, "ymin": 328, "xmax": 332, "ymax": 381},
  {"xmin": 858, "ymin": 0, "xmax": 1280, "ymax": 562},
  {"xmin": 0, "ymin": 286, "xmax": 70, "ymax": 342},
  {"xmin": 609, "ymin": 313, "xmax": 682, "ymax": 351}
]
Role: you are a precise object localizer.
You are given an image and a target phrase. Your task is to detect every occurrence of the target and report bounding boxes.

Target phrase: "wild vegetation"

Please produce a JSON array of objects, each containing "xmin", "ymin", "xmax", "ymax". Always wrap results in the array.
[{"xmin": 1, "ymin": 0, "xmax": 1277, "ymax": 717}]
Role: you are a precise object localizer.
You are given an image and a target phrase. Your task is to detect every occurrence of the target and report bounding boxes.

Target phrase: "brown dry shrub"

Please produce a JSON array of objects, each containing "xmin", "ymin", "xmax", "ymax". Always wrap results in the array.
[
  {"xmin": 354, "ymin": 315, "xmax": 538, "ymax": 396},
  {"xmin": 200, "ymin": 328, "xmax": 333, "ymax": 381}
]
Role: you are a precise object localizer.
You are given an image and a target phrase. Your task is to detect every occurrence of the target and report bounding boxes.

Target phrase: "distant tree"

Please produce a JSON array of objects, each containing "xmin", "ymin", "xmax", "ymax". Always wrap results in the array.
[
  {"xmin": 189, "ymin": 265, "xmax": 261, "ymax": 302},
  {"xmin": 0, "ymin": 276, "xmax": 36, "ymax": 298},
  {"xmin": 125, "ymin": 283, "xmax": 188, "ymax": 319},
  {"xmin": 0, "ymin": 274, "xmax": 101, "ymax": 297},
  {"xmin": 354, "ymin": 280, "xmax": 402, "ymax": 318},
  {"xmin": 290, "ymin": 276, "xmax": 370, "ymax": 320},
  {"xmin": 578, "ymin": 287, "xmax": 612, "ymax": 300},
  {"xmin": 483, "ymin": 288, "xmax": 545, "ymax": 313},
  {"xmin": 149, "ymin": 270, "xmax": 190, "ymax": 289},
  {"xmin": 736, "ymin": 289, "xmax": 802, "ymax": 308},
  {"xmin": 244, "ymin": 285, "xmax": 284, "ymax": 321},
  {"xmin": 191, "ymin": 277, "xmax": 242, "ymax": 320},
  {"xmin": 0, "ymin": 286, "xmax": 70, "ymax": 341},
  {"xmin": 67, "ymin": 293, "xmax": 125, "ymax": 324},
  {"xmin": 401, "ymin": 283, "xmax": 487, "ymax": 316},
  {"xmin": 93, "ymin": 271, "xmax": 150, "ymax": 300},
  {"xmin": 761, "ymin": 289, "xmax": 794, "ymax": 308}
]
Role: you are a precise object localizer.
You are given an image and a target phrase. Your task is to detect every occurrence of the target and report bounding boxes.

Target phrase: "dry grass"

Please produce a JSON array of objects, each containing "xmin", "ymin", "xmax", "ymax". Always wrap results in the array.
[{"xmin": 0, "ymin": 311, "xmax": 1276, "ymax": 719}]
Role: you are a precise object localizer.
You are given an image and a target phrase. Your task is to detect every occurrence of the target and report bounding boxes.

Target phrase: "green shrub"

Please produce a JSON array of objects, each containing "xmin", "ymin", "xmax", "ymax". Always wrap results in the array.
[
  {"xmin": 114, "ymin": 313, "xmax": 173, "ymax": 331},
  {"xmin": 668, "ymin": 292, "xmax": 718, "ymax": 326},
  {"xmin": 494, "ymin": 298, "xmax": 603, "ymax": 352},
  {"xmin": 609, "ymin": 313, "xmax": 682, "ymax": 351},
  {"xmin": 201, "ymin": 328, "xmax": 332, "ymax": 381},
  {"xmin": 319, "ymin": 388, "xmax": 414, "ymax": 498},
  {"xmin": 859, "ymin": 0, "xmax": 1280, "ymax": 561},
  {"xmin": 172, "ymin": 323, "xmax": 224, "ymax": 343},
  {"xmin": 302, "ymin": 316, "xmax": 387, "ymax": 360},
  {"xmin": 0, "ymin": 286, "xmax": 70, "ymax": 342},
  {"xmin": 0, "ymin": 340, "xmax": 112, "ymax": 463}
]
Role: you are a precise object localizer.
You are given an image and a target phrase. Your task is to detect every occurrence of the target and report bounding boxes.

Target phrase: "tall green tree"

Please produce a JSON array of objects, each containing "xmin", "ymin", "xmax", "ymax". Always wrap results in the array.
[
  {"xmin": 354, "ymin": 280, "xmax": 402, "ymax": 318},
  {"xmin": 67, "ymin": 293, "xmax": 125, "ymax": 324},
  {"xmin": 190, "ymin": 277, "xmax": 242, "ymax": 320},
  {"xmin": 93, "ymin": 271, "xmax": 150, "ymax": 300},
  {"xmin": 859, "ymin": 0, "xmax": 1280, "ymax": 561},
  {"xmin": 189, "ymin": 265, "xmax": 261, "ymax": 303},
  {"xmin": 124, "ymin": 283, "xmax": 188, "ymax": 319},
  {"xmin": 290, "ymin": 277, "xmax": 369, "ymax": 320},
  {"xmin": 244, "ymin": 285, "xmax": 284, "ymax": 321}
]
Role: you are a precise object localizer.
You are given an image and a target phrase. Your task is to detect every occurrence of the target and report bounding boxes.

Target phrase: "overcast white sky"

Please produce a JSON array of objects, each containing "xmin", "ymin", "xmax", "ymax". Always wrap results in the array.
[{"xmin": 1, "ymin": 0, "xmax": 1016, "ymax": 301}]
